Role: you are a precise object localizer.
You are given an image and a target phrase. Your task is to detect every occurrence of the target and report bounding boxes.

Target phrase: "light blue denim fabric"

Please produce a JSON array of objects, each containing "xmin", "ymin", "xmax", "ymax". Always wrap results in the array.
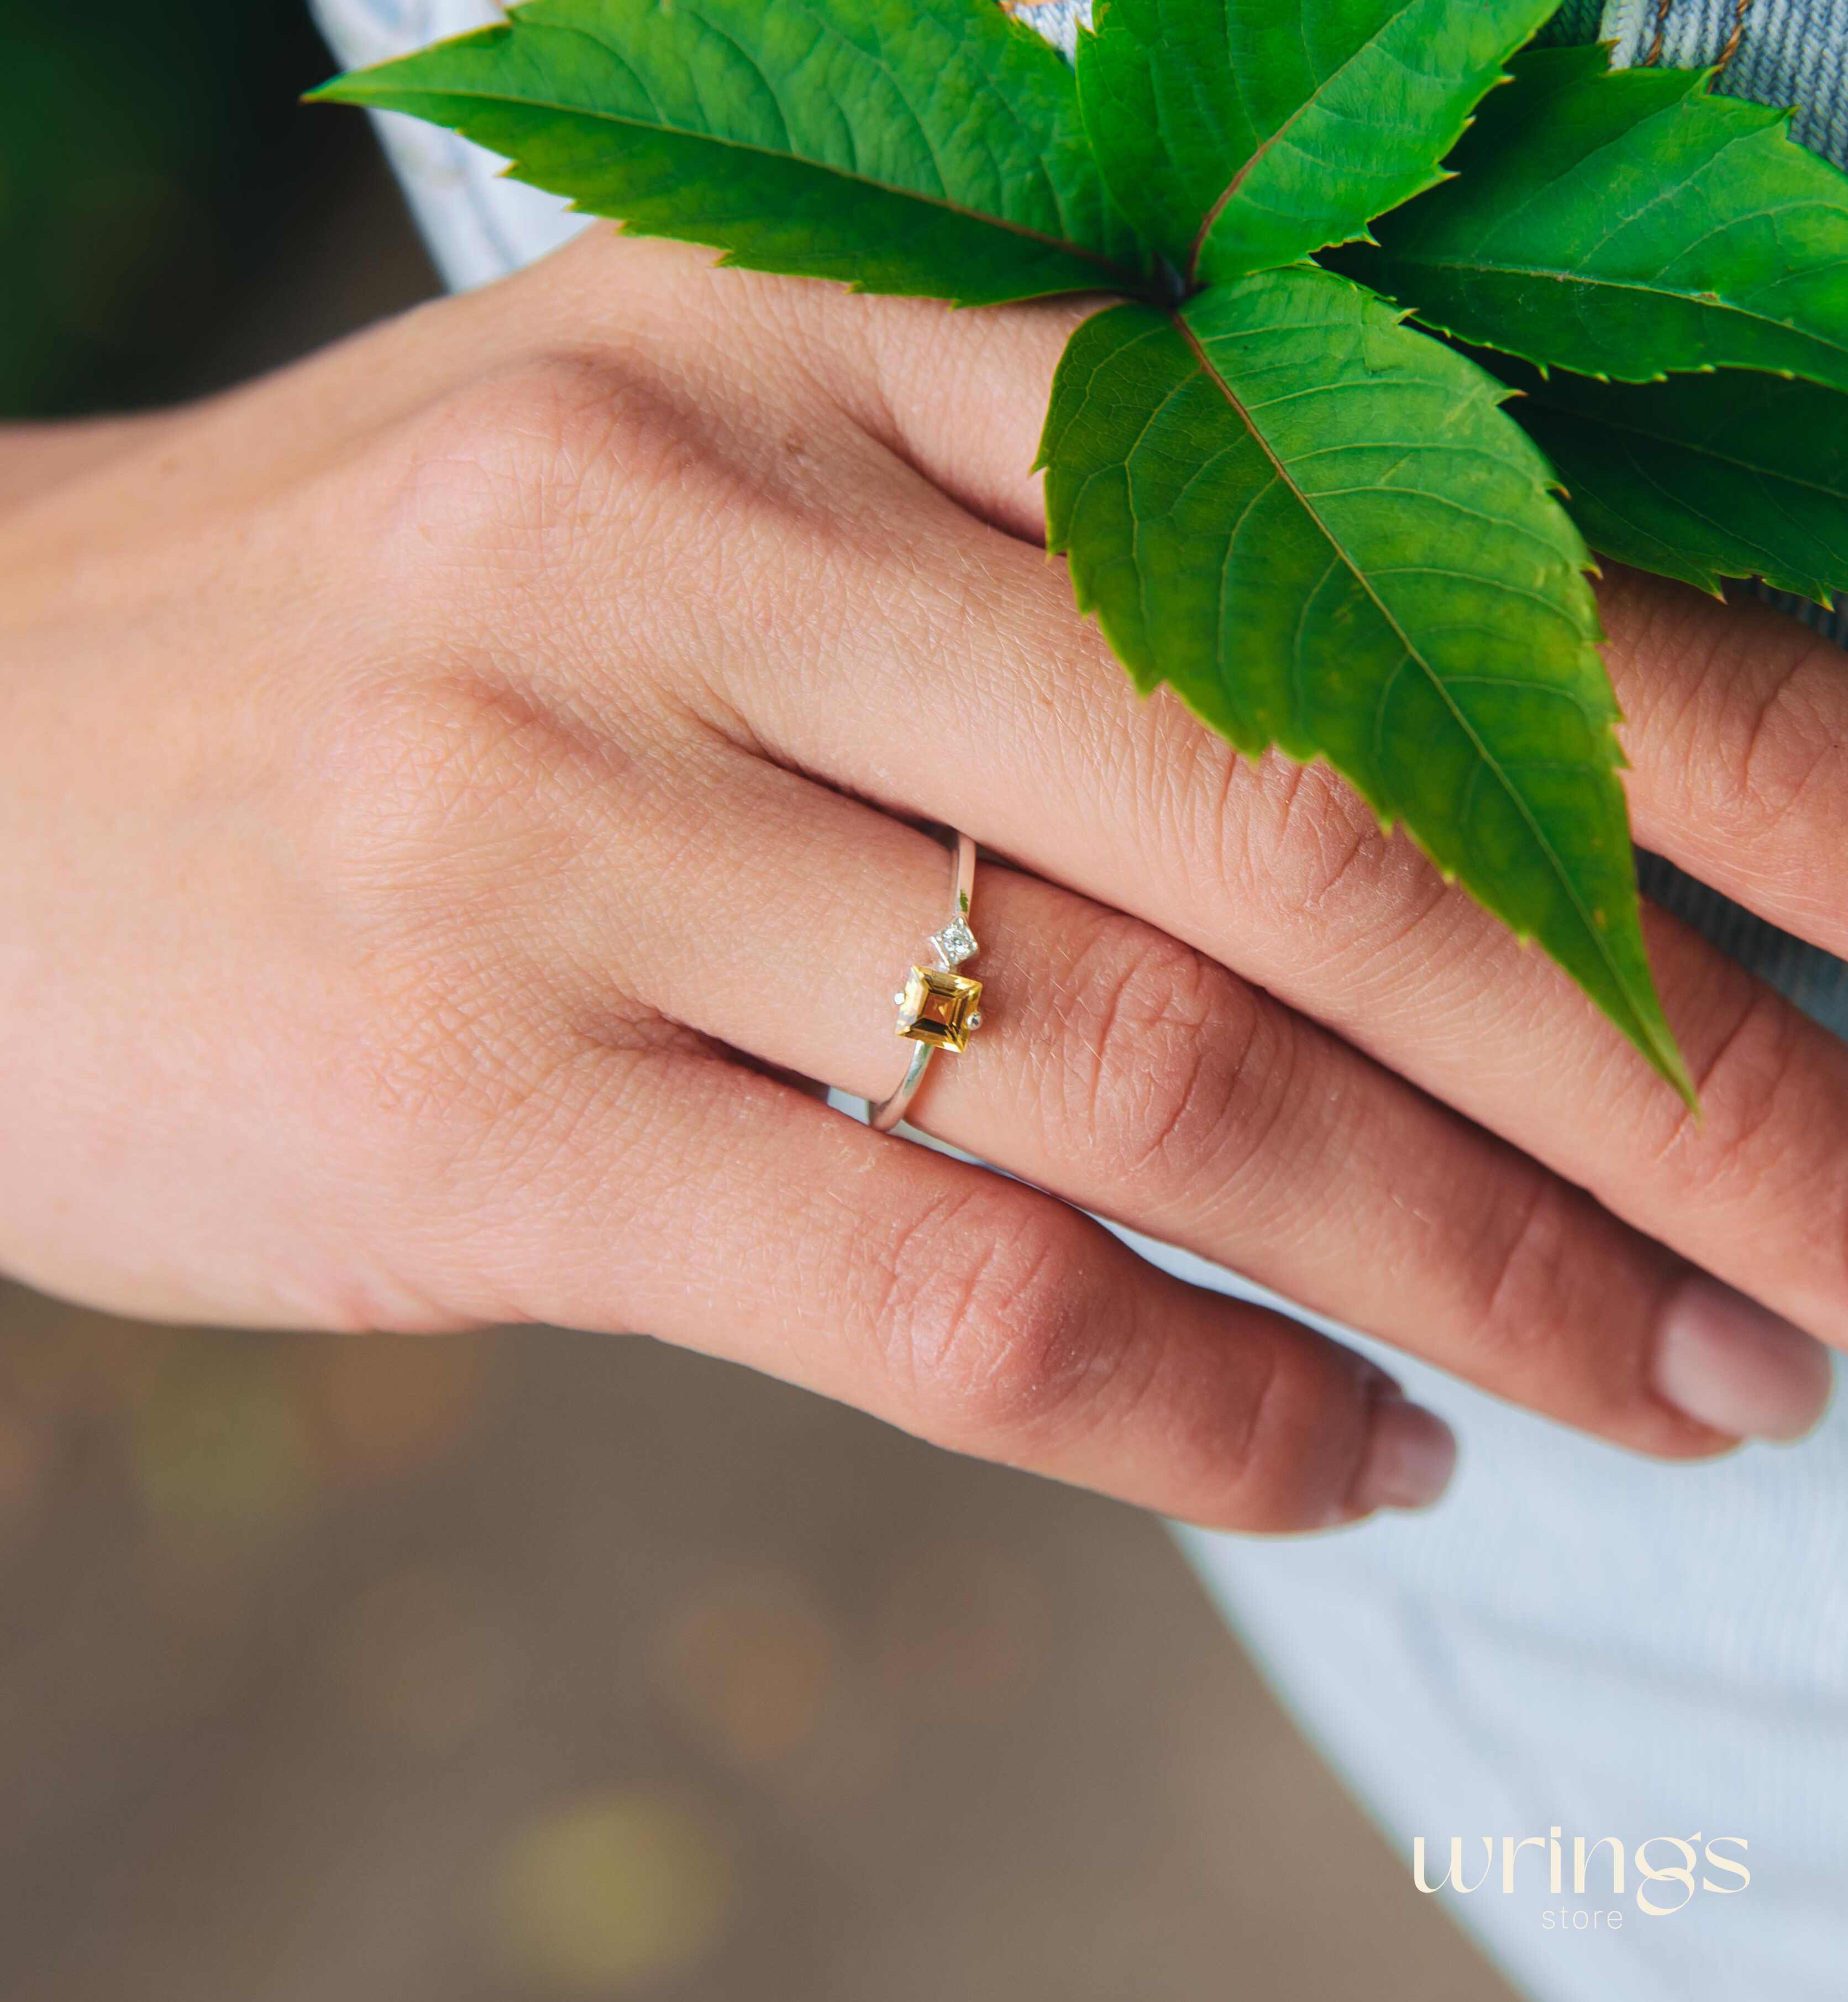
[
  {"xmin": 1539, "ymin": 0, "xmax": 1614, "ymax": 43},
  {"xmin": 1607, "ymin": 0, "xmax": 1848, "ymax": 156}
]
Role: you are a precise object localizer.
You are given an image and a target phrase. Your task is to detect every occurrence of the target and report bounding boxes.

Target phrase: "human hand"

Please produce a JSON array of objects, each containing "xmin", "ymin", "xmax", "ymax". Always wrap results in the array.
[{"xmin": 1, "ymin": 229, "xmax": 1836, "ymax": 1531}]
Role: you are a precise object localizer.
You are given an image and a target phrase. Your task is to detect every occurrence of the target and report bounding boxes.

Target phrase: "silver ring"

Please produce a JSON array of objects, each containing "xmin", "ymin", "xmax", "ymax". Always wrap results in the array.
[{"xmin": 867, "ymin": 829, "xmax": 984, "ymax": 1134}]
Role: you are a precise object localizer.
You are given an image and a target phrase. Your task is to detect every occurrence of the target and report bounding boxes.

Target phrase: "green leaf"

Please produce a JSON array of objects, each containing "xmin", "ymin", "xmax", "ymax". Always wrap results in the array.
[
  {"xmin": 1487, "ymin": 358, "xmax": 1848, "ymax": 601},
  {"xmin": 311, "ymin": 0, "xmax": 1148, "ymax": 307},
  {"xmin": 1039, "ymin": 264, "xmax": 1689, "ymax": 1097},
  {"xmin": 1335, "ymin": 45, "xmax": 1848, "ymax": 390},
  {"xmin": 1075, "ymin": 0, "xmax": 1558, "ymax": 287}
]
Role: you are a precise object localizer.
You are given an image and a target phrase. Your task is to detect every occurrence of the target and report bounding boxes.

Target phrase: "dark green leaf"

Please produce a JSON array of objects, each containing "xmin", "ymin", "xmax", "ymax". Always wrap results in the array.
[
  {"xmin": 1075, "ymin": 0, "xmax": 1557, "ymax": 286},
  {"xmin": 1040, "ymin": 264, "xmax": 1689, "ymax": 1096},
  {"xmin": 1335, "ymin": 45, "xmax": 1848, "ymax": 390},
  {"xmin": 1488, "ymin": 359, "xmax": 1848, "ymax": 600},
  {"xmin": 312, "ymin": 0, "xmax": 1148, "ymax": 306}
]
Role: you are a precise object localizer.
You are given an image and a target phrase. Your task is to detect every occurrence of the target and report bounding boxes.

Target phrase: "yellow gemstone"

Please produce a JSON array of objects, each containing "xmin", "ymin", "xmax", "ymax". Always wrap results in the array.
[{"xmin": 895, "ymin": 965, "xmax": 984, "ymax": 1052}]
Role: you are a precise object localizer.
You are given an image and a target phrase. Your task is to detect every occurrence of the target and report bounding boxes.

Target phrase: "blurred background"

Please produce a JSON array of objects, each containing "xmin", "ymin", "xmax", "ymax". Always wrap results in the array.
[{"xmin": 0, "ymin": 5, "xmax": 1521, "ymax": 1995}]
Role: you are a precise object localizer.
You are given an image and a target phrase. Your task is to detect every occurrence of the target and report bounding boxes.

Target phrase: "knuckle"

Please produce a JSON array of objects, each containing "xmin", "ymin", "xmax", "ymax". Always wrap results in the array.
[
  {"xmin": 1672, "ymin": 985, "xmax": 1806, "ymax": 1200},
  {"xmin": 1057, "ymin": 919, "xmax": 1271, "ymax": 1192},
  {"xmin": 1206, "ymin": 1340, "xmax": 1304, "ymax": 1522},
  {"xmin": 311, "ymin": 673, "xmax": 570, "ymax": 885},
  {"xmin": 1721, "ymin": 644, "xmax": 1846, "ymax": 852},
  {"xmin": 359, "ymin": 348, "xmax": 827, "ymax": 721},
  {"xmin": 1192, "ymin": 1334, "xmax": 1367, "ymax": 1534},
  {"xmin": 376, "ymin": 350, "xmax": 718, "ymax": 585},
  {"xmin": 1258, "ymin": 756, "xmax": 1385, "ymax": 910},
  {"xmin": 1466, "ymin": 1175, "xmax": 1583, "ymax": 1373},
  {"xmin": 1648, "ymin": 983, "xmax": 1848, "ymax": 1304},
  {"xmin": 1222, "ymin": 752, "xmax": 1449, "ymax": 950},
  {"xmin": 875, "ymin": 1192, "xmax": 1132, "ymax": 1448},
  {"xmin": 299, "ymin": 676, "xmax": 602, "ymax": 1126}
]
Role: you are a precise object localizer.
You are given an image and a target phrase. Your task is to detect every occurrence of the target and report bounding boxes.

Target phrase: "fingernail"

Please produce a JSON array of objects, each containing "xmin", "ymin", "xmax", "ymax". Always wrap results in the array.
[
  {"xmin": 1346, "ymin": 1393, "xmax": 1457, "ymax": 1518},
  {"xmin": 1653, "ymin": 1276, "xmax": 1835, "ymax": 1444}
]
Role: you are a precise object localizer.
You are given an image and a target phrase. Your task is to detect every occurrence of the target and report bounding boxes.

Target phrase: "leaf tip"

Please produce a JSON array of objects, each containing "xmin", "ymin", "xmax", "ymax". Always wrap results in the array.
[{"xmin": 1657, "ymin": 1040, "xmax": 1702, "ymax": 1117}]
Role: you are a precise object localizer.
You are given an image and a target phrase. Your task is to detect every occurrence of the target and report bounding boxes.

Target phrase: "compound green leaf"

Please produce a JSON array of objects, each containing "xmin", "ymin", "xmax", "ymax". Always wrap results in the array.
[
  {"xmin": 1488, "ymin": 358, "xmax": 1848, "ymax": 600},
  {"xmin": 1040, "ymin": 264, "xmax": 1689, "ymax": 1096},
  {"xmin": 1337, "ymin": 45, "xmax": 1848, "ymax": 390},
  {"xmin": 1075, "ymin": 0, "xmax": 1557, "ymax": 287},
  {"xmin": 312, "ymin": 0, "xmax": 1149, "ymax": 306}
]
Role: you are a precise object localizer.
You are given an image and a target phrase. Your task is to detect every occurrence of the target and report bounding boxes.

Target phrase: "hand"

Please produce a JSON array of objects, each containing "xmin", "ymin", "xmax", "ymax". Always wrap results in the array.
[{"xmin": 1, "ymin": 230, "xmax": 1837, "ymax": 1533}]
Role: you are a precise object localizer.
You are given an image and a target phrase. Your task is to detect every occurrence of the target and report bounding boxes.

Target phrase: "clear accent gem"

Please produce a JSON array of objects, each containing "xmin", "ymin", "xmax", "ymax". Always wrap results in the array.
[{"xmin": 931, "ymin": 915, "xmax": 978, "ymax": 967}]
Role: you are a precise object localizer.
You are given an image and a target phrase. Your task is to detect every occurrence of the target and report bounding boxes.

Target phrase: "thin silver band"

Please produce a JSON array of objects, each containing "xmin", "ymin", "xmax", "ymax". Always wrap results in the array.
[
  {"xmin": 868, "ymin": 1041, "xmax": 935, "ymax": 1135},
  {"xmin": 867, "ymin": 829, "xmax": 979, "ymax": 1135}
]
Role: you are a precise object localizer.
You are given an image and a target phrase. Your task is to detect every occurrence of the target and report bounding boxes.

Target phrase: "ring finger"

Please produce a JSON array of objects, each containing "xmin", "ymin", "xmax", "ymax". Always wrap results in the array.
[{"xmin": 599, "ymin": 746, "xmax": 1831, "ymax": 1455}]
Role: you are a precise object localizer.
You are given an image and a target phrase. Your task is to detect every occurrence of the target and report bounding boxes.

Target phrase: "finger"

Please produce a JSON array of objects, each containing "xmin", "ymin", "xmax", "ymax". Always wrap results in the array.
[
  {"xmin": 599, "ymin": 319, "xmax": 1848, "ymax": 1364},
  {"xmin": 574, "ymin": 745, "xmax": 1826, "ymax": 1454},
  {"xmin": 1594, "ymin": 565, "xmax": 1848, "ymax": 959},
  {"xmin": 921, "ymin": 549, "xmax": 1848, "ymax": 1359},
  {"xmin": 456, "ymin": 1037, "xmax": 1455, "ymax": 1533}
]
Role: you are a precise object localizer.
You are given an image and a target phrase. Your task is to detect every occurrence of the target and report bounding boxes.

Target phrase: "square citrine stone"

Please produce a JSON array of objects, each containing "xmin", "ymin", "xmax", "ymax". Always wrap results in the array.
[{"xmin": 896, "ymin": 965, "xmax": 984, "ymax": 1052}]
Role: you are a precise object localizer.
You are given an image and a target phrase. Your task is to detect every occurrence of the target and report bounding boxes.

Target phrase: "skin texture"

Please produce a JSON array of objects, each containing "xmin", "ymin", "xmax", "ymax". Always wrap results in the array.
[{"xmin": 2, "ymin": 227, "xmax": 1844, "ymax": 1532}]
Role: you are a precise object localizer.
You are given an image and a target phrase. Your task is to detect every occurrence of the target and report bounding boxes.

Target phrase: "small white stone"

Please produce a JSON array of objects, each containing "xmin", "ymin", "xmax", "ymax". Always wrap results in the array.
[{"xmin": 931, "ymin": 915, "xmax": 978, "ymax": 967}]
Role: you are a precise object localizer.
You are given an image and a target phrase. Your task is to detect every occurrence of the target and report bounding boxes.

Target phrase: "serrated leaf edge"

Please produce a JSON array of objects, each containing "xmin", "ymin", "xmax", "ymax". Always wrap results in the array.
[
  {"xmin": 1039, "ymin": 297, "xmax": 1695, "ymax": 1105},
  {"xmin": 312, "ymin": 23, "xmax": 1153, "ymax": 303},
  {"xmin": 1360, "ymin": 57, "xmax": 1848, "ymax": 396}
]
